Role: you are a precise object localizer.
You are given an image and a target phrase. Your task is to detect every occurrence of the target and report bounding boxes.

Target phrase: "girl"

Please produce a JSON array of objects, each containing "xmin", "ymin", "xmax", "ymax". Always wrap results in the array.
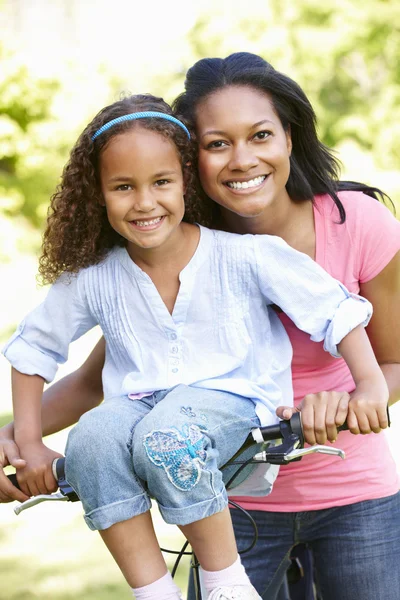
[{"xmin": 2, "ymin": 94, "xmax": 389, "ymax": 600}]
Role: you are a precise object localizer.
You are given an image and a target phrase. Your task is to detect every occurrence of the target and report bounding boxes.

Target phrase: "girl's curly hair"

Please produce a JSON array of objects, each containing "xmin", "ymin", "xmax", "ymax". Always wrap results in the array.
[{"xmin": 39, "ymin": 94, "xmax": 209, "ymax": 285}]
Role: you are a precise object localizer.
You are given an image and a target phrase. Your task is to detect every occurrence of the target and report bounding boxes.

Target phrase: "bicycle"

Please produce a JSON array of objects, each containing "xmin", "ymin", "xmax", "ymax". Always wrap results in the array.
[{"xmin": 8, "ymin": 413, "xmax": 346, "ymax": 600}]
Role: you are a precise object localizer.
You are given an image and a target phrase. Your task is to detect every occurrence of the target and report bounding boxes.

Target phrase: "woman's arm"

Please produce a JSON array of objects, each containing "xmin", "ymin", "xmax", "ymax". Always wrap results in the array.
[
  {"xmin": 360, "ymin": 250, "xmax": 400, "ymax": 406},
  {"xmin": 40, "ymin": 336, "xmax": 105, "ymax": 436}
]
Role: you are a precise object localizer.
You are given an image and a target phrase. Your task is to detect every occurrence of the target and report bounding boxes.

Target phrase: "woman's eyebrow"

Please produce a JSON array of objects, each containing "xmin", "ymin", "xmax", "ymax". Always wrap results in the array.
[{"xmin": 201, "ymin": 119, "xmax": 275, "ymax": 139}]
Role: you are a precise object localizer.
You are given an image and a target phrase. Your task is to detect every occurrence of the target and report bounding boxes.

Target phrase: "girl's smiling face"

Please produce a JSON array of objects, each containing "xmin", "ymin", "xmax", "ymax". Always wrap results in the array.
[
  {"xmin": 99, "ymin": 126, "xmax": 186, "ymax": 258},
  {"xmin": 195, "ymin": 85, "xmax": 293, "ymax": 220}
]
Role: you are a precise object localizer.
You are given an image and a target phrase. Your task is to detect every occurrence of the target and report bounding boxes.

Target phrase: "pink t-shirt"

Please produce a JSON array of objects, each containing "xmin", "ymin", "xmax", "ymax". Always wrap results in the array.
[{"xmin": 232, "ymin": 191, "xmax": 400, "ymax": 512}]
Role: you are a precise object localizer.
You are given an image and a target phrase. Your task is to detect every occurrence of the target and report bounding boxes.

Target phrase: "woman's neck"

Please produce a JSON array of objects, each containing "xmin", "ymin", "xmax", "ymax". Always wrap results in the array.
[{"xmin": 221, "ymin": 199, "xmax": 316, "ymax": 257}]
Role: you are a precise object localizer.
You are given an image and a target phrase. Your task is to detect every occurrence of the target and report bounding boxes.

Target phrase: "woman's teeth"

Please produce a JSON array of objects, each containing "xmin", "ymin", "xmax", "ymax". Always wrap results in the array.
[
  {"xmin": 133, "ymin": 217, "xmax": 163, "ymax": 227},
  {"xmin": 226, "ymin": 175, "xmax": 266, "ymax": 189}
]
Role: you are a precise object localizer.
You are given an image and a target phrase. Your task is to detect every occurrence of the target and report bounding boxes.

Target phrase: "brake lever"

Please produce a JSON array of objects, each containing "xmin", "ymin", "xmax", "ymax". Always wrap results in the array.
[
  {"xmin": 14, "ymin": 491, "xmax": 69, "ymax": 515},
  {"xmin": 253, "ymin": 444, "xmax": 345, "ymax": 464},
  {"xmin": 11, "ymin": 457, "xmax": 78, "ymax": 516},
  {"xmin": 283, "ymin": 445, "xmax": 345, "ymax": 462}
]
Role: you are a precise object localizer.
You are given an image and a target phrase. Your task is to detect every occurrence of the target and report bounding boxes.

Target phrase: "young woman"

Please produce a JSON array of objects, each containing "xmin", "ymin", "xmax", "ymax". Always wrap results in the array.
[{"xmin": 1, "ymin": 53, "xmax": 399, "ymax": 600}]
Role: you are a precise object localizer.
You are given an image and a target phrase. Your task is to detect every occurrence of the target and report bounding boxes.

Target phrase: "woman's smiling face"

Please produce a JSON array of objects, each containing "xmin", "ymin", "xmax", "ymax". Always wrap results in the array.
[{"xmin": 195, "ymin": 85, "xmax": 293, "ymax": 219}]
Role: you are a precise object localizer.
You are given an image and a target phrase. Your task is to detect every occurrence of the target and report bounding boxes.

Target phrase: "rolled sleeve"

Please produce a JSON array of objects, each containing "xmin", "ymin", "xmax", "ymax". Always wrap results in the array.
[
  {"xmin": 319, "ymin": 291, "xmax": 372, "ymax": 357},
  {"xmin": 254, "ymin": 235, "xmax": 373, "ymax": 357},
  {"xmin": 2, "ymin": 272, "xmax": 96, "ymax": 381},
  {"xmin": 2, "ymin": 329, "xmax": 58, "ymax": 383}
]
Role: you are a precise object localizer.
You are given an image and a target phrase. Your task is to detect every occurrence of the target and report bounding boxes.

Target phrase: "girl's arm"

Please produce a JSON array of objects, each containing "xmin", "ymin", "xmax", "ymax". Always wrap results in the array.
[
  {"xmin": 0, "ymin": 338, "xmax": 105, "ymax": 502},
  {"xmin": 12, "ymin": 369, "xmax": 62, "ymax": 497},
  {"xmin": 337, "ymin": 325, "xmax": 389, "ymax": 434},
  {"xmin": 277, "ymin": 252, "xmax": 400, "ymax": 444}
]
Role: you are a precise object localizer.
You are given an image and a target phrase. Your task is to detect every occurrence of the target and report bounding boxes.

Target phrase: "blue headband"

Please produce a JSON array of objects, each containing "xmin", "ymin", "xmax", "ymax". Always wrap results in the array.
[{"xmin": 91, "ymin": 111, "xmax": 191, "ymax": 141}]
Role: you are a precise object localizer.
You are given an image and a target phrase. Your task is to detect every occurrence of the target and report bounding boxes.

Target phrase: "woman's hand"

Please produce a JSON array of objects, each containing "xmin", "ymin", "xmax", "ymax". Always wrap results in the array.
[
  {"xmin": 347, "ymin": 377, "xmax": 389, "ymax": 435},
  {"xmin": 16, "ymin": 441, "xmax": 63, "ymax": 498},
  {"xmin": 276, "ymin": 390, "xmax": 351, "ymax": 445},
  {"xmin": 0, "ymin": 425, "xmax": 30, "ymax": 503}
]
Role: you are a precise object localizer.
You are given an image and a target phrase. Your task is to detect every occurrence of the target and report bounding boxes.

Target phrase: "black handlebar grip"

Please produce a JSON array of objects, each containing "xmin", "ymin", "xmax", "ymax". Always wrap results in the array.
[
  {"xmin": 337, "ymin": 405, "xmax": 391, "ymax": 432},
  {"xmin": 55, "ymin": 457, "xmax": 66, "ymax": 480},
  {"xmin": 6, "ymin": 456, "xmax": 66, "ymax": 490},
  {"xmin": 7, "ymin": 473, "xmax": 20, "ymax": 489}
]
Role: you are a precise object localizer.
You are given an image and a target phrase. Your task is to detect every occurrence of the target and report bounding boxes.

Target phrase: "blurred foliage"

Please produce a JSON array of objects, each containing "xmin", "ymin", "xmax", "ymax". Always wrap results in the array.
[
  {"xmin": 158, "ymin": 0, "xmax": 400, "ymax": 177},
  {"xmin": 0, "ymin": 47, "xmax": 67, "ymax": 230},
  {"xmin": 0, "ymin": 0, "xmax": 399, "ymax": 254}
]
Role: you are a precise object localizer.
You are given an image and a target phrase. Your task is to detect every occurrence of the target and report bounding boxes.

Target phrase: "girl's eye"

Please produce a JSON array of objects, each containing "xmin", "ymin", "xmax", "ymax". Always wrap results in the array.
[
  {"xmin": 253, "ymin": 131, "xmax": 271, "ymax": 141},
  {"xmin": 116, "ymin": 184, "xmax": 132, "ymax": 191},
  {"xmin": 155, "ymin": 179, "xmax": 170, "ymax": 186},
  {"xmin": 206, "ymin": 140, "xmax": 228, "ymax": 149}
]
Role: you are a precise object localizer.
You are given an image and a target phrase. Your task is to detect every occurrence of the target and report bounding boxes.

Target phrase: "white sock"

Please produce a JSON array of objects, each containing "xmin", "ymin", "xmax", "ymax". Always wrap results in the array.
[
  {"xmin": 132, "ymin": 571, "xmax": 182, "ymax": 599},
  {"xmin": 201, "ymin": 555, "xmax": 251, "ymax": 594}
]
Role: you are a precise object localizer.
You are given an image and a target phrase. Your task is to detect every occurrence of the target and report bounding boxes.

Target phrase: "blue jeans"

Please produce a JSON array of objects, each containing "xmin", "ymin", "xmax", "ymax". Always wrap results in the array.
[
  {"xmin": 65, "ymin": 385, "xmax": 260, "ymax": 530},
  {"xmin": 227, "ymin": 492, "xmax": 400, "ymax": 600}
]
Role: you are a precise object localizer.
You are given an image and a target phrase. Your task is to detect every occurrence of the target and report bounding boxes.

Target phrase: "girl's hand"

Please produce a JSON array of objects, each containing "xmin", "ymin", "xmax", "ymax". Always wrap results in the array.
[
  {"xmin": 0, "ymin": 427, "xmax": 30, "ymax": 503},
  {"xmin": 276, "ymin": 391, "xmax": 351, "ymax": 446},
  {"xmin": 17, "ymin": 441, "xmax": 63, "ymax": 497},
  {"xmin": 347, "ymin": 378, "xmax": 389, "ymax": 435}
]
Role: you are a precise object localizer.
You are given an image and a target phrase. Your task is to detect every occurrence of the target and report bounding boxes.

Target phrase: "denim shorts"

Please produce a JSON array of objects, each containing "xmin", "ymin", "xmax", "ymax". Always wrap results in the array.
[{"xmin": 65, "ymin": 385, "xmax": 261, "ymax": 531}]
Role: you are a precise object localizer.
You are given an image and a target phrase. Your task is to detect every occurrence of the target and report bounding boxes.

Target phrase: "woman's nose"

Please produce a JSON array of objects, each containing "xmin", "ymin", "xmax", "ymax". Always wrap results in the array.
[{"xmin": 228, "ymin": 144, "xmax": 259, "ymax": 172}]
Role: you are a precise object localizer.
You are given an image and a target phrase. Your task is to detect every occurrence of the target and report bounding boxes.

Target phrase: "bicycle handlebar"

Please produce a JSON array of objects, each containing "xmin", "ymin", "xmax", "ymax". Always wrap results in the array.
[
  {"xmin": 8, "ymin": 408, "xmax": 390, "ymax": 515},
  {"xmin": 6, "ymin": 413, "xmax": 352, "ymax": 493}
]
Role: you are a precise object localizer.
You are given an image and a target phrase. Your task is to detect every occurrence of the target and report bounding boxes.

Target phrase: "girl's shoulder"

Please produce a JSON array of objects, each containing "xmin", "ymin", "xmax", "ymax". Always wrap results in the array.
[{"xmin": 64, "ymin": 248, "xmax": 123, "ymax": 283}]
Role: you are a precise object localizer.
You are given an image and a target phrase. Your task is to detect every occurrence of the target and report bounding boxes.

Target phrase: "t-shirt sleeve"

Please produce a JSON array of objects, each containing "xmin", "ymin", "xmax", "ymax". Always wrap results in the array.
[
  {"xmin": 357, "ymin": 196, "xmax": 400, "ymax": 283},
  {"xmin": 253, "ymin": 235, "xmax": 372, "ymax": 357},
  {"xmin": 1, "ymin": 272, "xmax": 97, "ymax": 382}
]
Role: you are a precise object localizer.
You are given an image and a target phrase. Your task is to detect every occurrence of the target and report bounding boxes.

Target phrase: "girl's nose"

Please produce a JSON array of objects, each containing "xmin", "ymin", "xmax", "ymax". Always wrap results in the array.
[
  {"xmin": 133, "ymin": 191, "xmax": 156, "ymax": 212},
  {"xmin": 228, "ymin": 144, "xmax": 259, "ymax": 172}
]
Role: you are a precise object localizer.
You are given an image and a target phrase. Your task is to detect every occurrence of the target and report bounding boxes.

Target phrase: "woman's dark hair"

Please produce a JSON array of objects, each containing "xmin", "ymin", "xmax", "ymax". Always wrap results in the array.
[
  {"xmin": 39, "ymin": 94, "xmax": 203, "ymax": 285},
  {"xmin": 173, "ymin": 52, "xmax": 391, "ymax": 226}
]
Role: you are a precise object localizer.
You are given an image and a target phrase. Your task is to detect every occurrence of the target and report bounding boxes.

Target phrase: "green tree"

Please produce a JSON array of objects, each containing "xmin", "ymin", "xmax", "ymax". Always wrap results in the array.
[
  {"xmin": 158, "ymin": 0, "xmax": 400, "ymax": 174},
  {"xmin": 0, "ymin": 46, "xmax": 64, "ymax": 232}
]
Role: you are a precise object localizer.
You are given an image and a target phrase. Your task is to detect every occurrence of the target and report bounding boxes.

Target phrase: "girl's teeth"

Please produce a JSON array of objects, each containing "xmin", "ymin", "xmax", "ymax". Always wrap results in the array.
[
  {"xmin": 133, "ymin": 217, "xmax": 163, "ymax": 227},
  {"xmin": 227, "ymin": 175, "xmax": 266, "ymax": 189}
]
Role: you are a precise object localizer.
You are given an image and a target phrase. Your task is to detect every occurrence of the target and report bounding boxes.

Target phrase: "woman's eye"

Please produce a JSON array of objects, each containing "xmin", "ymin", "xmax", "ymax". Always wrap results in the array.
[
  {"xmin": 253, "ymin": 131, "xmax": 271, "ymax": 141},
  {"xmin": 207, "ymin": 140, "xmax": 227, "ymax": 149}
]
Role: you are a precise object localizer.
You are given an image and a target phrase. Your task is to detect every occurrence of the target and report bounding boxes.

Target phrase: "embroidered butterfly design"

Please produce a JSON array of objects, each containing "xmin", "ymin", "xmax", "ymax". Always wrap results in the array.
[
  {"xmin": 143, "ymin": 423, "xmax": 207, "ymax": 491},
  {"xmin": 180, "ymin": 406, "xmax": 197, "ymax": 418}
]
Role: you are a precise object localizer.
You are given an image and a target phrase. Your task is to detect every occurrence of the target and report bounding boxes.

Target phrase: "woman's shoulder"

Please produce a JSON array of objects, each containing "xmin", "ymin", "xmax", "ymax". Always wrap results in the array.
[
  {"xmin": 316, "ymin": 190, "xmax": 397, "ymax": 227},
  {"xmin": 316, "ymin": 190, "xmax": 400, "ymax": 283}
]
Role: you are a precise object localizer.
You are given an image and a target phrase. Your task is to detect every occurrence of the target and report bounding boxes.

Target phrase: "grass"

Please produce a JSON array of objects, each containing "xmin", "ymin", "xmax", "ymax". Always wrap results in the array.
[
  {"xmin": 0, "ymin": 499, "xmax": 190, "ymax": 600},
  {"xmin": 0, "ymin": 425, "xmax": 191, "ymax": 600},
  {"xmin": 0, "ymin": 413, "xmax": 12, "ymax": 429}
]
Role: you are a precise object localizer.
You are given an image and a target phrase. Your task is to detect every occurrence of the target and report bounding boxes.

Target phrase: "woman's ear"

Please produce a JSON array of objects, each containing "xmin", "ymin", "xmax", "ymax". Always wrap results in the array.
[
  {"xmin": 183, "ymin": 161, "xmax": 192, "ymax": 194},
  {"xmin": 286, "ymin": 125, "xmax": 292, "ymax": 157}
]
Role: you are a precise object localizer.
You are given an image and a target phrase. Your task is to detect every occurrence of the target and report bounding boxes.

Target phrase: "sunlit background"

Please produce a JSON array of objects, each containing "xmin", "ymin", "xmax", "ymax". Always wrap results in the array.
[{"xmin": 0, "ymin": 0, "xmax": 399, "ymax": 598}]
